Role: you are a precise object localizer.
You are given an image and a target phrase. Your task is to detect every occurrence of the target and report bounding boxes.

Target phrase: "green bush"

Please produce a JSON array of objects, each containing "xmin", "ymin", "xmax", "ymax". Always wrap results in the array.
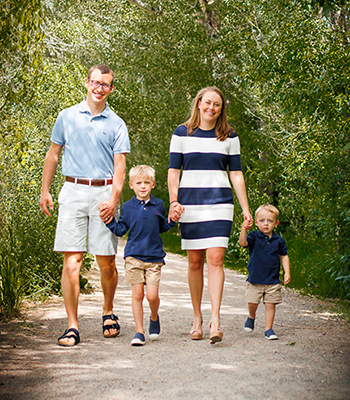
[{"xmin": 0, "ymin": 226, "xmax": 27, "ymax": 319}]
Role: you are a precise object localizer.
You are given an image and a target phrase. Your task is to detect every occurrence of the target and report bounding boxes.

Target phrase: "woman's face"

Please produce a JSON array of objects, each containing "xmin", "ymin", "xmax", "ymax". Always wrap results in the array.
[{"xmin": 198, "ymin": 91, "xmax": 222, "ymax": 127}]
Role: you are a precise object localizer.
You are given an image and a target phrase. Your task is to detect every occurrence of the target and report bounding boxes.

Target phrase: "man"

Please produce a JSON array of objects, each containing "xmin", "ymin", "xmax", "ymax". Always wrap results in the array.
[{"xmin": 40, "ymin": 64, "xmax": 130, "ymax": 346}]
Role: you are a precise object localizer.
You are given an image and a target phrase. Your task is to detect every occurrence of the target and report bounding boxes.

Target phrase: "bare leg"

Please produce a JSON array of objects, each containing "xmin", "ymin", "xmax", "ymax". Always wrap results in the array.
[
  {"xmin": 132, "ymin": 283, "xmax": 145, "ymax": 334},
  {"xmin": 265, "ymin": 303, "xmax": 276, "ymax": 331},
  {"xmin": 248, "ymin": 302, "xmax": 259, "ymax": 319},
  {"xmin": 206, "ymin": 247, "xmax": 226, "ymax": 330},
  {"xmin": 96, "ymin": 255, "xmax": 118, "ymax": 337},
  {"xmin": 187, "ymin": 250, "xmax": 205, "ymax": 332},
  {"xmin": 59, "ymin": 252, "xmax": 83, "ymax": 345},
  {"xmin": 146, "ymin": 284, "xmax": 160, "ymax": 321}
]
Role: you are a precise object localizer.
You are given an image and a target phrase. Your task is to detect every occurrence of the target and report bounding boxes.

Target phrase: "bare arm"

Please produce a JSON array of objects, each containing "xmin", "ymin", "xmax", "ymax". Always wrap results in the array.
[
  {"xmin": 281, "ymin": 255, "xmax": 291, "ymax": 284},
  {"xmin": 167, "ymin": 168, "xmax": 184, "ymax": 222},
  {"xmin": 229, "ymin": 170, "xmax": 252, "ymax": 222},
  {"xmin": 238, "ymin": 219, "xmax": 252, "ymax": 247},
  {"xmin": 39, "ymin": 143, "xmax": 63, "ymax": 216},
  {"xmin": 99, "ymin": 153, "xmax": 127, "ymax": 224}
]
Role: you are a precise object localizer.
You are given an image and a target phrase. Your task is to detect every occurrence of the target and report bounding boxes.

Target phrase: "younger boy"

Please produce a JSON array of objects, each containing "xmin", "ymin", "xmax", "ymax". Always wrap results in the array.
[
  {"xmin": 99, "ymin": 165, "xmax": 180, "ymax": 346},
  {"xmin": 239, "ymin": 204, "xmax": 291, "ymax": 340}
]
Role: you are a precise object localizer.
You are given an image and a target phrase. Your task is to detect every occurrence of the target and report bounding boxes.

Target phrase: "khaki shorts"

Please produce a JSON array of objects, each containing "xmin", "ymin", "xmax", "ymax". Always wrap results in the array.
[
  {"xmin": 125, "ymin": 257, "xmax": 164, "ymax": 286},
  {"xmin": 245, "ymin": 282, "xmax": 282, "ymax": 304},
  {"xmin": 54, "ymin": 182, "xmax": 119, "ymax": 255}
]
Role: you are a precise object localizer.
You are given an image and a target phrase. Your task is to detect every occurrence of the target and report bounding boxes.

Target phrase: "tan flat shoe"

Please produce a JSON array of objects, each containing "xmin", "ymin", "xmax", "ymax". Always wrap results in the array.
[{"xmin": 209, "ymin": 321, "xmax": 223, "ymax": 344}]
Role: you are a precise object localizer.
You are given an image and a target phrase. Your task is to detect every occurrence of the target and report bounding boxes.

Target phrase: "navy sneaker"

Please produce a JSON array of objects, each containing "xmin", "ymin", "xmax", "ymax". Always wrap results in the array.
[
  {"xmin": 131, "ymin": 332, "xmax": 145, "ymax": 346},
  {"xmin": 149, "ymin": 316, "xmax": 160, "ymax": 340},
  {"xmin": 244, "ymin": 317, "xmax": 255, "ymax": 333},
  {"xmin": 265, "ymin": 329, "xmax": 278, "ymax": 340}
]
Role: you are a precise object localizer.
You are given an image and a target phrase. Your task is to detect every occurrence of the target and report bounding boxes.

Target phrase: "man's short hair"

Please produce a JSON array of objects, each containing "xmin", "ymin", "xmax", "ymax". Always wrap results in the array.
[
  {"xmin": 129, "ymin": 165, "xmax": 155, "ymax": 182},
  {"xmin": 87, "ymin": 64, "xmax": 114, "ymax": 83},
  {"xmin": 255, "ymin": 204, "xmax": 280, "ymax": 220}
]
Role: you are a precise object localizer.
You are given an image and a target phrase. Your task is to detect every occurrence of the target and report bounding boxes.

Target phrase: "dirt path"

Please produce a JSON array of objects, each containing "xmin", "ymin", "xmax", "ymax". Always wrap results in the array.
[{"xmin": 0, "ymin": 240, "xmax": 349, "ymax": 400}]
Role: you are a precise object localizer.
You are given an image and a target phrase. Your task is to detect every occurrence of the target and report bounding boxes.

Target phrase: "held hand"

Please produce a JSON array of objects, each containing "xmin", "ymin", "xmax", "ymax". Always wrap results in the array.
[
  {"xmin": 284, "ymin": 273, "xmax": 291, "ymax": 285},
  {"xmin": 39, "ymin": 192, "xmax": 53, "ymax": 217},
  {"xmin": 168, "ymin": 202, "xmax": 184, "ymax": 223},
  {"xmin": 243, "ymin": 211, "xmax": 253, "ymax": 224},
  {"xmin": 99, "ymin": 200, "xmax": 116, "ymax": 224},
  {"xmin": 241, "ymin": 219, "xmax": 252, "ymax": 231}
]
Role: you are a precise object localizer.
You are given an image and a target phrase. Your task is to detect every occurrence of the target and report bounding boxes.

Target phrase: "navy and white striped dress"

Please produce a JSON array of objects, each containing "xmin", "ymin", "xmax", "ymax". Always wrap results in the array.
[{"xmin": 169, "ymin": 125, "xmax": 242, "ymax": 250}]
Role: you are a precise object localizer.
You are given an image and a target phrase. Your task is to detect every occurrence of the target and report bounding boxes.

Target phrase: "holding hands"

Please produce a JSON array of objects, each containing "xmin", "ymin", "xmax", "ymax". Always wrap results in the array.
[
  {"xmin": 241, "ymin": 215, "xmax": 253, "ymax": 231},
  {"xmin": 169, "ymin": 201, "xmax": 184, "ymax": 223},
  {"xmin": 98, "ymin": 201, "xmax": 115, "ymax": 224}
]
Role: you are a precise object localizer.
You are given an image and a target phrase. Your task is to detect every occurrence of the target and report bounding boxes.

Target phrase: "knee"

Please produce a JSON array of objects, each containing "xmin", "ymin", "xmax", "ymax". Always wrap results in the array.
[
  {"xmin": 265, "ymin": 303, "xmax": 275, "ymax": 311},
  {"xmin": 97, "ymin": 256, "xmax": 117, "ymax": 278},
  {"xmin": 133, "ymin": 290, "xmax": 144, "ymax": 303},
  {"xmin": 146, "ymin": 291, "xmax": 159, "ymax": 304},
  {"xmin": 207, "ymin": 255, "xmax": 224, "ymax": 269},
  {"xmin": 132, "ymin": 285, "xmax": 144, "ymax": 302},
  {"xmin": 189, "ymin": 260, "xmax": 203, "ymax": 273},
  {"xmin": 63, "ymin": 253, "xmax": 83, "ymax": 277}
]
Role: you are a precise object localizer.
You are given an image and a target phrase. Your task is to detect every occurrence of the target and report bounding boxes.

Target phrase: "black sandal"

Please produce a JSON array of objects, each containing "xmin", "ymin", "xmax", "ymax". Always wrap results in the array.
[
  {"xmin": 58, "ymin": 328, "xmax": 80, "ymax": 347},
  {"xmin": 102, "ymin": 314, "xmax": 120, "ymax": 338}
]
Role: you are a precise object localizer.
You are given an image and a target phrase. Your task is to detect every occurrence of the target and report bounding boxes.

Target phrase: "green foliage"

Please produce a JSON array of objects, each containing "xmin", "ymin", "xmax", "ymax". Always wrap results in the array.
[
  {"xmin": 1, "ymin": 0, "xmax": 349, "ymax": 319},
  {"xmin": 0, "ymin": 227, "xmax": 27, "ymax": 319}
]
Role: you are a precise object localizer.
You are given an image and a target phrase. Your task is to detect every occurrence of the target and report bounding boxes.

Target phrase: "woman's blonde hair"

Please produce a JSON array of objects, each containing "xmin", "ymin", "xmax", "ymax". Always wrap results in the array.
[
  {"xmin": 129, "ymin": 165, "xmax": 155, "ymax": 182},
  {"xmin": 184, "ymin": 86, "xmax": 232, "ymax": 141}
]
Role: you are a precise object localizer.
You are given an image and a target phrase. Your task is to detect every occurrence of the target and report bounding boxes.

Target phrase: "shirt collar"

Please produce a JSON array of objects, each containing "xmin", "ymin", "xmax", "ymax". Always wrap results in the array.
[
  {"xmin": 78, "ymin": 100, "xmax": 110, "ymax": 118},
  {"xmin": 131, "ymin": 195, "xmax": 156, "ymax": 205},
  {"xmin": 257, "ymin": 229, "xmax": 278, "ymax": 239}
]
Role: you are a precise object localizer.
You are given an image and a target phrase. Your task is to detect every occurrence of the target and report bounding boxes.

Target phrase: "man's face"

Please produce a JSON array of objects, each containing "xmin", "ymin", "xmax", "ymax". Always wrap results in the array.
[{"xmin": 85, "ymin": 69, "xmax": 113, "ymax": 106}]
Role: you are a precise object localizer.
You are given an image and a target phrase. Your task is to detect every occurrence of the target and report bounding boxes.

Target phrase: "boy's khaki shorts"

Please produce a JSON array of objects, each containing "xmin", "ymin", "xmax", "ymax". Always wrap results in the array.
[
  {"xmin": 245, "ymin": 282, "xmax": 282, "ymax": 304},
  {"xmin": 125, "ymin": 256, "xmax": 164, "ymax": 286}
]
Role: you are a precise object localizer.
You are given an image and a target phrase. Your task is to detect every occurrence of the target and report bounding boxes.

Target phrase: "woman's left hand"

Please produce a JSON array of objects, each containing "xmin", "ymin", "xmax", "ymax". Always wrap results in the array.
[{"xmin": 169, "ymin": 201, "xmax": 184, "ymax": 223}]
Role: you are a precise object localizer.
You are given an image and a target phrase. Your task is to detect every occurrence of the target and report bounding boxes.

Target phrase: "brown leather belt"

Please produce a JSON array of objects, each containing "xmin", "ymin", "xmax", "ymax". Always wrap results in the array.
[{"xmin": 65, "ymin": 176, "xmax": 113, "ymax": 186}]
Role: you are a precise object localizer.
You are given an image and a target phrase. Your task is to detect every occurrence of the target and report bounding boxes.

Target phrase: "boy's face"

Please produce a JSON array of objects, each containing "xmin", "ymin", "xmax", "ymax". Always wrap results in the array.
[
  {"xmin": 255, "ymin": 209, "xmax": 279, "ymax": 237},
  {"xmin": 129, "ymin": 175, "xmax": 155, "ymax": 201}
]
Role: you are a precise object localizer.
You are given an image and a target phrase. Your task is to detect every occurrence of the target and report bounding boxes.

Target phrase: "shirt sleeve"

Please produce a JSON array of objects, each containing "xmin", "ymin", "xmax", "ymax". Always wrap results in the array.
[
  {"xmin": 105, "ymin": 207, "xmax": 129, "ymax": 237},
  {"xmin": 156, "ymin": 200, "xmax": 176, "ymax": 233},
  {"xmin": 50, "ymin": 112, "xmax": 65, "ymax": 145},
  {"xmin": 169, "ymin": 127, "xmax": 184, "ymax": 169},
  {"xmin": 279, "ymin": 237, "xmax": 288, "ymax": 256},
  {"xmin": 228, "ymin": 132, "xmax": 242, "ymax": 171},
  {"xmin": 246, "ymin": 231, "xmax": 256, "ymax": 249},
  {"xmin": 113, "ymin": 121, "xmax": 130, "ymax": 154}
]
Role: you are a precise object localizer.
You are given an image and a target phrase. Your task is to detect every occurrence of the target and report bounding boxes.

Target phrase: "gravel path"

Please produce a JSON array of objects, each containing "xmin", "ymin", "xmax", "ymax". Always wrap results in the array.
[{"xmin": 0, "ymin": 240, "xmax": 349, "ymax": 400}]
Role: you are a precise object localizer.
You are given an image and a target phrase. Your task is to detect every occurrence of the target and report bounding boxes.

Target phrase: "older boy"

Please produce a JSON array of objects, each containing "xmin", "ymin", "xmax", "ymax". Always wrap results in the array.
[
  {"xmin": 239, "ymin": 204, "xmax": 291, "ymax": 340},
  {"xmin": 99, "ymin": 165, "xmax": 180, "ymax": 346}
]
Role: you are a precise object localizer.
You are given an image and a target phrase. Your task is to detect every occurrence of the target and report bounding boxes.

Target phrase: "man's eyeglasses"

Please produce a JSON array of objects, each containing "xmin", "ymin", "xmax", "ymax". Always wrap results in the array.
[{"xmin": 87, "ymin": 79, "xmax": 113, "ymax": 91}]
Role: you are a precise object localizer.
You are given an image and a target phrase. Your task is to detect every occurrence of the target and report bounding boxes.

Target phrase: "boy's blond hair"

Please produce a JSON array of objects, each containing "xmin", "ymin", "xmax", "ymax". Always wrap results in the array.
[
  {"xmin": 255, "ymin": 204, "xmax": 280, "ymax": 220},
  {"xmin": 129, "ymin": 165, "xmax": 155, "ymax": 182}
]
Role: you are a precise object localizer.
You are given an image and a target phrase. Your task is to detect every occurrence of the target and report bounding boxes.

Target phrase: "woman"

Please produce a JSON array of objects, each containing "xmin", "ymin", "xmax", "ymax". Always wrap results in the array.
[{"xmin": 168, "ymin": 87, "xmax": 252, "ymax": 344}]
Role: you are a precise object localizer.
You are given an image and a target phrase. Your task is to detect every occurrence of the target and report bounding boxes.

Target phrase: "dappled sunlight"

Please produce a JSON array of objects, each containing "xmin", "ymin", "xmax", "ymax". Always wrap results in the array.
[
  {"xmin": 220, "ymin": 307, "xmax": 247, "ymax": 316},
  {"xmin": 205, "ymin": 363, "xmax": 237, "ymax": 371}
]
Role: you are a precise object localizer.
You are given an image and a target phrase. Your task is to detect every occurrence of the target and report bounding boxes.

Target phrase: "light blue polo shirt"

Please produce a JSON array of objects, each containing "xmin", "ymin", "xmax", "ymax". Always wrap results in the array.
[{"xmin": 51, "ymin": 100, "xmax": 130, "ymax": 179}]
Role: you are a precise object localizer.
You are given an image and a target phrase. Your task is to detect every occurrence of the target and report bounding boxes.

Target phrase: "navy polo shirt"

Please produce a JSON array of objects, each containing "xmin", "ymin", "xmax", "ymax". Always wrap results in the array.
[
  {"xmin": 244, "ymin": 230, "xmax": 288, "ymax": 284},
  {"xmin": 105, "ymin": 195, "xmax": 176, "ymax": 263}
]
